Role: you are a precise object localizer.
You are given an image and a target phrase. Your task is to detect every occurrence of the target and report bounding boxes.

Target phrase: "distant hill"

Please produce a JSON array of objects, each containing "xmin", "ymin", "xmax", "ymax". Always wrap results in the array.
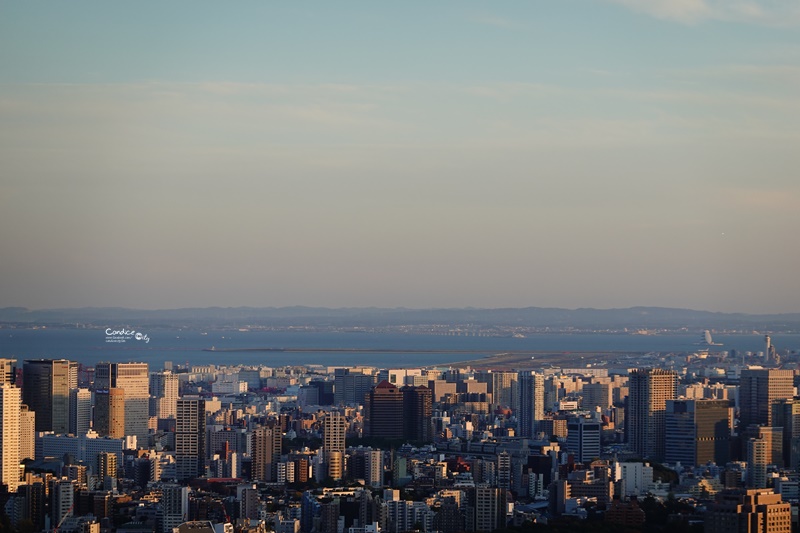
[{"xmin": 1, "ymin": 305, "xmax": 799, "ymax": 330}]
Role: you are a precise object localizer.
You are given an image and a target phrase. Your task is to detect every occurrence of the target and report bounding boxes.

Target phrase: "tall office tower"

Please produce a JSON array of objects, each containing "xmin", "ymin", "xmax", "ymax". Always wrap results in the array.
[
  {"xmin": 0, "ymin": 359, "xmax": 17, "ymax": 384},
  {"xmin": 175, "ymin": 398, "xmax": 206, "ymax": 481},
  {"xmin": 94, "ymin": 362, "xmax": 149, "ymax": 446},
  {"xmin": 665, "ymin": 399, "xmax": 732, "ymax": 467},
  {"xmin": 364, "ymin": 381, "xmax": 404, "ymax": 439},
  {"xmin": 401, "ymin": 385, "xmax": 432, "ymax": 442},
  {"xmin": 772, "ymin": 398, "xmax": 800, "ymax": 469},
  {"xmin": 19, "ymin": 404, "xmax": 35, "ymax": 462},
  {"xmin": 69, "ymin": 388, "xmax": 91, "ymax": 436},
  {"xmin": 627, "ymin": 368, "xmax": 677, "ymax": 462},
  {"xmin": 739, "ymin": 368, "xmax": 794, "ymax": 429},
  {"xmin": 566, "ymin": 416, "xmax": 602, "ymax": 464},
  {"xmin": 705, "ymin": 488, "xmax": 791, "ymax": 533},
  {"xmin": 94, "ymin": 388, "xmax": 126, "ymax": 438},
  {"xmin": 149, "ymin": 371, "xmax": 179, "ymax": 419},
  {"xmin": 251, "ymin": 426, "xmax": 282, "ymax": 482},
  {"xmin": 22, "ymin": 359, "xmax": 77, "ymax": 434},
  {"xmin": 334, "ymin": 368, "xmax": 375, "ymax": 406},
  {"xmin": 97, "ymin": 451, "xmax": 118, "ymax": 479},
  {"xmin": 517, "ymin": 371, "xmax": 545, "ymax": 439},
  {"xmin": 323, "ymin": 413, "xmax": 347, "ymax": 481},
  {"xmin": 159, "ymin": 485, "xmax": 189, "ymax": 533},
  {"xmin": 0, "ymin": 384, "xmax": 21, "ymax": 493},
  {"xmin": 50, "ymin": 479, "xmax": 74, "ymax": 528}
]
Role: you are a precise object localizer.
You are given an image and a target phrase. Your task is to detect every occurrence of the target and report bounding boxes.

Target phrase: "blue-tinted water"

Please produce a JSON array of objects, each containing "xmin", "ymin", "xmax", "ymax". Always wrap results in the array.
[{"xmin": 0, "ymin": 328, "xmax": 797, "ymax": 369}]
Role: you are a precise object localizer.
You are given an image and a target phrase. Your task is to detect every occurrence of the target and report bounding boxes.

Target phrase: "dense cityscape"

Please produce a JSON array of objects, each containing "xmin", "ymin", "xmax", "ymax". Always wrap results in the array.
[{"xmin": 0, "ymin": 328, "xmax": 799, "ymax": 533}]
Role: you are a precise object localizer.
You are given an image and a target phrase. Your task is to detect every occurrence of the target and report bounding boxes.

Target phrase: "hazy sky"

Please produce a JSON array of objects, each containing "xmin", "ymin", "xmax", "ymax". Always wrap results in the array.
[{"xmin": 1, "ymin": 1, "xmax": 799, "ymax": 313}]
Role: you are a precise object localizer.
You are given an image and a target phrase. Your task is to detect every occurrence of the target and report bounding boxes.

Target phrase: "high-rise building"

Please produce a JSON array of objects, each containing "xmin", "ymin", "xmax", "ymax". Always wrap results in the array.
[
  {"xmin": 0, "ymin": 384, "xmax": 21, "ymax": 492},
  {"xmin": 251, "ymin": 426, "xmax": 282, "ymax": 482},
  {"xmin": 474, "ymin": 486, "xmax": 506, "ymax": 533},
  {"xmin": 323, "ymin": 413, "xmax": 346, "ymax": 481},
  {"xmin": 159, "ymin": 485, "xmax": 189, "ymax": 533},
  {"xmin": 98, "ymin": 451, "xmax": 118, "ymax": 480},
  {"xmin": 517, "ymin": 371, "xmax": 545, "ymax": 439},
  {"xmin": 772, "ymin": 398, "xmax": 800, "ymax": 469},
  {"xmin": 334, "ymin": 368, "xmax": 375, "ymax": 406},
  {"xmin": 0, "ymin": 359, "xmax": 17, "ymax": 384},
  {"xmin": 705, "ymin": 489, "xmax": 791, "ymax": 533},
  {"xmin": 175, "ymin": 398, "xmax": 206, "ymax": 481},
  {"xmin": 50, "ymin": 479, "xmax": 75, "ymax": 528},
  {"xmin": 94, "ymin": 388, "xmax": 125, "ymax": 438},
  {"xmin": 94, "ymin": 362, "xmax": 149, "ymax": 446},
  {"xmin": 739, "ymin": 369, "xmax": 794, "ymax": 429},
  {"xmin": 22, "ymin": 359, "xmax": 77, "ymax": 434},
  {"xmin": 476, "ymin": 371, "xmax": 516, "ymax": 410},
  {"xmin": 149, "ymin": 371, "xmax": 179, "ymax": 419},
  {"xmin": 364, "ymin": 449, "xmax": 383, "ymax": 488},
  {"xmin": 401, "ymin": 385, "xmax": 432, "ymax": 442},
  {"xmin": 566, "ymin": 416, "xmax": 602, "ymax": 464},
  {"xmin": 627, "ymin": 368, "xmax": 677, "ymax": 461},
  {"xmin": 364, "ymin": 381, "xmax": 404, "ymax": 439},
  {"xmin": 665, "ymin": 399, "xmax": 732, "ymax": 467},
  {"xmin": 746, "ymin": 425, "xmax": 783, "ymax": 488},
  {"xmin": 19, "ymin": 404, "xmax": 35, "ymax": 462},
  {"xmin": 69, "ymin": 388, "xmax": 92, "ymax": 436}
]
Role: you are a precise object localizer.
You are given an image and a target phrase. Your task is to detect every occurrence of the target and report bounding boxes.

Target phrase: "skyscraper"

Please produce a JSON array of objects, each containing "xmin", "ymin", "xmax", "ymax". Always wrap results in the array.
[
  {"xmin": 175, "ymin": 398, "xmax": 206, "ymax": 481},
  {"xmin": 0, "ymin": 359, "xmax": 17, "ymax": 384},
  {"xmin": 94, "ymin": 388, "xmax": 126, "ymax": 438},
  {"xmin": 19, "ymin": 403, "xmax": 35, "ymax": 462},
  {"xmin": 69, "ymin": 388, "xmax": 91, "ymax": 436},
  {"xmin": 401, "ymin": 385, "xmax": 432, "ymax": 442},
  {"xmin": 740, "ymin": 369, "xmax": 794, "ymax": 429},
  {"xmin": 149, "ymin": 371, "xmax": 179, "ymax": 419},
  {"xmin": 251, "ymin": 426, "xmax": 282, "ymax": 482},
  {"xmin": 772, "ymin": 398, "xmax": 800, "ymax": 469},
  {"xmin": 665, "ymin": 399, "xmax": 732, "ymax": 467},
  {"xmin": 0, "ymin": 384, "xmax": 21, "ymax": 493},
  {"xmin": 94, "ymin": 362, "xmax": 149, "ymax": 446},
  {"xmin": 323, "ymin": 412, "xmax": 346, "ymax": 481},
  {"xmin": 627, "ymin": 368, "xmax": 677, "ymax": 461},
  {"xmin": 334, "ymin": 368, "xmax": 375, "ymax": 406},
  {"xmin": 364, "ymin": 381, "xmax": 404, "ymax": 439},
  {"xmin": 517, "ymin": 371, "xmax": 545, "ymax": 439},
  {"xmin": 22, "ymin": 359, "xmax": 77, "ymax": 434}
]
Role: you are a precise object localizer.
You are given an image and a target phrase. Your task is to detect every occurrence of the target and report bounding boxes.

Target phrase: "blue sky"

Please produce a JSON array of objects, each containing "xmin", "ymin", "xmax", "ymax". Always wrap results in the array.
[{"xmin": 1, "ymin": 1, "xmax": 799, "ymax": 312}]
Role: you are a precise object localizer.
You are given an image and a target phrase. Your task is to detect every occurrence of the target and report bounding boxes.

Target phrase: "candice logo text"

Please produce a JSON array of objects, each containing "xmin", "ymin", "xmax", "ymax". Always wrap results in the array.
[{"xmin": 105, "ymin": 328, "xmax": 150, "ymax": 344}]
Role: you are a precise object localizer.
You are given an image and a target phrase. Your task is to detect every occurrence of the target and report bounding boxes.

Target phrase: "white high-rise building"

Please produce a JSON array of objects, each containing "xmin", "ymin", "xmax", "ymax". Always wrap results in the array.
[
  {"xmin": 517, "ymin": 371, "xmax": 545, "ymax": 438},
  {"xmin": 0, "ymin": 384, "xmax": 21, "ymax": 492},
  {"xmin": 149, "ymin": 371, "xmax": 179, "ymax": 419},
  {"xmin": 95, "ymin": 362, "xmax": 149, "ymax": 446},
  {"xmin": 69, "ymin": 388, "xmax": 92, "ymax": 436}
]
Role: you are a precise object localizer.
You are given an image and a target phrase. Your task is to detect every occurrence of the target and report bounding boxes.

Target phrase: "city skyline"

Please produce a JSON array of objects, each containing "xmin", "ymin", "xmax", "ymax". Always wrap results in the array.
[{"xmin": 1, "ymin": 1, "xmax": 799, "ymax": 314}]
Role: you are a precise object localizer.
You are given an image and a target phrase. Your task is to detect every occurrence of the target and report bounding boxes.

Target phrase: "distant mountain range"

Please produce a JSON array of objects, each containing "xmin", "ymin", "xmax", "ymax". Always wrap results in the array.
[{"xmin": 1, "ymin": 306, "xmax": 799, "ymax": 330}]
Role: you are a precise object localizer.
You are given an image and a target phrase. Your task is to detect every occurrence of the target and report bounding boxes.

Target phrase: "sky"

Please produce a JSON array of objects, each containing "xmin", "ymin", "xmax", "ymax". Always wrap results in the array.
[{"xmin": 1, "ymin": 1, "xmax": 799, "ymax": 314}]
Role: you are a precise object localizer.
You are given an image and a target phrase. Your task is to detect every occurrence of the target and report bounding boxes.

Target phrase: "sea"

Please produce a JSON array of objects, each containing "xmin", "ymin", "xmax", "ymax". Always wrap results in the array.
[{"xmin": 1, "ymin": 328, "xmax": 798, "ymax": 369}]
